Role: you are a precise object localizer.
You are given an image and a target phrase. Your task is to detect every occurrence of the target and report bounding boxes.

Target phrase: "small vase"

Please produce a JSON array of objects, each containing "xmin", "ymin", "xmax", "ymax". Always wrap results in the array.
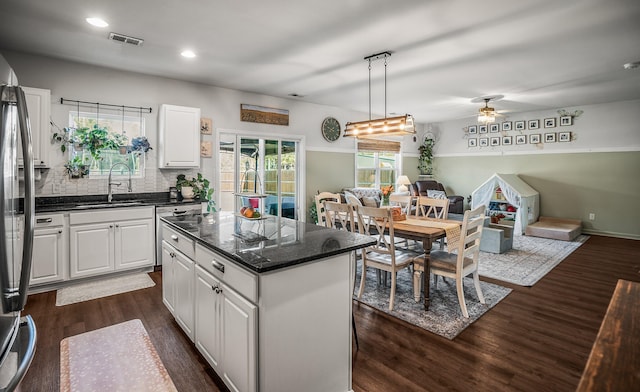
[{"xmin": 382, "ymin": 196, "xmax": 390, "ymax": 206}]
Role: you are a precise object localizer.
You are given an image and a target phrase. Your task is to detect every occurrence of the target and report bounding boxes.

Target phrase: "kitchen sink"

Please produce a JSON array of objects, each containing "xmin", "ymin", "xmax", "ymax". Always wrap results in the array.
[{"xmin": 73, "ymin": 201, "xmax": 145, "ymax": 210}]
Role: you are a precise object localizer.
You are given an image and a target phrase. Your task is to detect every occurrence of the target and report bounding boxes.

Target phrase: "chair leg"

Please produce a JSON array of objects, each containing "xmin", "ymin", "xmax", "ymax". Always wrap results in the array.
[
  {"xmin": 413, "ymin": 268, "xmax": 422, "ymax": 302},
  {"xmin": 352, "ymin": 313, "xmax": 359, "ymax": 350},
  {"xmin": 456, "ymin": 278, "xmax": 469, "ymax": 318},
  {"xmin": 473, "ymin": 270, "xmax": 485, "ymax": 304},
  {"xmin": 358, "ymin": 265, "xmax": 367, "ymax": 299},
  {"xmin": 389, "ymin": 270, "xmax": 397, "ymax": 311}
]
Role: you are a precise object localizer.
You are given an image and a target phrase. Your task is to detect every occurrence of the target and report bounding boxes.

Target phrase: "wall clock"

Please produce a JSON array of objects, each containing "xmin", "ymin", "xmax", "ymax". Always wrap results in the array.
[{"xmin": 321, "ymin": 117, "xmax": 341, "ymax": 142}]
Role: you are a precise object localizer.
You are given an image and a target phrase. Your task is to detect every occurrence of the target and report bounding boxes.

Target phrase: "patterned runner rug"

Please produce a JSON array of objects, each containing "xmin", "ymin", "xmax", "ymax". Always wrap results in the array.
[
  {"xmin": 478, "ymin": 234, "xmax": 589, "ymax": 286},
  {"xmin": 56, "ymin": 273, "xmax": 155, "ymax": 306},
  {"xmin": 355, "ymin": 264, "xmax": 512, "ymax": 339},
  {"xmin": 60, "ymin": 319, "xmax": 177, "ymax": 392}
]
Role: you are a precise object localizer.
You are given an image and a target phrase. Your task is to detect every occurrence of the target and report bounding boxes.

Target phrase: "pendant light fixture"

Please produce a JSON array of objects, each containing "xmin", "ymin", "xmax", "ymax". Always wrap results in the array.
[
  {"xmin": 477, "ymin": 98, "xmax": 496, "ymax": 124},
  {"xmin": 344, "ymin": 51, "xmax": 416, "ymax": 139}
]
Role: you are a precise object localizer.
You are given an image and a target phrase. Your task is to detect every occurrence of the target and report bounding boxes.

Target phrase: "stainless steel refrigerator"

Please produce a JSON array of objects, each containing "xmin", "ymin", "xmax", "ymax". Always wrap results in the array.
[{"xmin": 0, "ymin": 53, "xmax": 37, "ymax": 391}]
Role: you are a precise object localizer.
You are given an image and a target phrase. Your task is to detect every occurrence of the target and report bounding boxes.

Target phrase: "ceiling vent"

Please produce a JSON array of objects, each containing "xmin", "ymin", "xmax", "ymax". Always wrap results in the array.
[{"xmin": 108, "ymin": 32, "xmax": 144, "ymax": 46}]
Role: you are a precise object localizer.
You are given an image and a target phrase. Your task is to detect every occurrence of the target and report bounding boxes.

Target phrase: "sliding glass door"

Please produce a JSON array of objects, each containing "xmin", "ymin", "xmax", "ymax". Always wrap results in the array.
[{"xmin": 218, "ymin": 132, "xmax": 301, "ymax": 220}]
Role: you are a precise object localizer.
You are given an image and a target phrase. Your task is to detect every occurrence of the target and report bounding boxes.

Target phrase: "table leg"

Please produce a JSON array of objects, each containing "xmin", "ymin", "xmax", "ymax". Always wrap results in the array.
[{"xmin": 422, "ymin": 238, "xmax": 433, "ymax": 310}]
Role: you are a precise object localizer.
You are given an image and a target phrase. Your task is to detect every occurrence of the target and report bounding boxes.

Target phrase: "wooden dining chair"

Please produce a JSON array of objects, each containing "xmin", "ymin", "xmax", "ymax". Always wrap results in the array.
[
  {"xmin": 389, "ymin": 194, "xmax": 413, "ymax": 249},
  {"xmin": 323, "ymin": 200, "xmax": 359, "ymax": 348},
  {"xmin": 415, "ymin": 196, "xmax": 450, "ymax": 219},
  {"xmin": 356, "ymin": 205, "xmax": 415, "ymax": 311},
  {"xmin": 413, "ymin": 205, "xmax": 486, "ymax": 318},
  {"xmin": 315, "ymin": 192, "xmax": 340, "ymax": 227}
]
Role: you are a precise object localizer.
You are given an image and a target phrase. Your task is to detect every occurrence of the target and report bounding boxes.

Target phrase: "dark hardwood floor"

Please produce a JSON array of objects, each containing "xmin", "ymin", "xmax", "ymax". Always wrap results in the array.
[{"xmin": 19, "ymin": 235, "xmax": 639, "ymax": 391}]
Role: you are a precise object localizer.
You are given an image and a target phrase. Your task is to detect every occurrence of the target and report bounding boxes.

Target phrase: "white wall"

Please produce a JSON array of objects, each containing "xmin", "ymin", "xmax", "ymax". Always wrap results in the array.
[
  {"xmin": 4, "ymin": 50, "xmax": 425, "ymax": 197},
  {"xmin": 427, "ymin": 99, "xmax": 640, "ymax": 157}
]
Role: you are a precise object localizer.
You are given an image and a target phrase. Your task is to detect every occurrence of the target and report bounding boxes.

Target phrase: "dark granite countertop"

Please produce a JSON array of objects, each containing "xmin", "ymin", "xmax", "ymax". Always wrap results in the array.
[
  {"xmin": 160, "ymin": 211, "xmax": 375, "ymax": 273},
  {"xmin": 34, "ymin": 192, "xmax": 201, "ymax": 213}
]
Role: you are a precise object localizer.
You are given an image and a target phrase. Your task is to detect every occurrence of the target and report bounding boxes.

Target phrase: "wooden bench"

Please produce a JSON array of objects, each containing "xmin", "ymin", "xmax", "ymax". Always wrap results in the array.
[
  {"xmin": 577, "ymin": 279, "xmax": 640, "ymax": 391},
  {"xmin": 525, "ymin": 216, "xmax": 582, "ymax": 241}
]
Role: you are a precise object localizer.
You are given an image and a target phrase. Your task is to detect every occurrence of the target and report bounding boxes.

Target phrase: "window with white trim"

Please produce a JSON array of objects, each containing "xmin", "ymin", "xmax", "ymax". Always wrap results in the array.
[{"xmin": 355, "ymin": 140, "xmax": 400, "ymax": 188}]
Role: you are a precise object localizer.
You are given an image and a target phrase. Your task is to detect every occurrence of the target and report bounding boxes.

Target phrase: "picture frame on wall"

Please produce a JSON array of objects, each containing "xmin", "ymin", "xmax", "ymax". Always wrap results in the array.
[
  {"xmin": 528, "ymin": 119, "xmax": 540, "ymax": 130},
  {"xmin": 468, "ymin": 138, "xmax": 477, "ymax": 147},
  {"xmin": 545, "ymin": 132, "xmax": 556, "ymax": 143},
  {"xmin": 559, "ymin": 131, "xmax": 571, "ymax": 142},
  {"xmin": 544, "ymin": 117, "xmax": 556, "ymax": 128},
  {"xmin": 560, "ymin": 115, "xmax": 572, "ymax": 126},
  {"xmin": 515, "ymin": 135, "xmax": 526, "ymax": 145},
  {"xmin": 479, "ymin": 125, "xmax": 488, "ymax": 134},
  {"xmin": 489, "ymin": 123, "xmax": 500, "ymax": 133},
  {"xmin": 490, "ymin": 137, "xmax": 500, "ymax": 146},
  {"xmin": 479, "ymin": 137, "xmax": 489, "ymax": 147},
  {"xmin": 515, "ymin": 121, "xmax": 526, "ymax": 131},
  {"xmin": 200, "ymin": 117, "xmax": 213, "ymax": 134},
  {"xmin": 200, "ymin": 141, "xmax": 213, "ymax": 157},
  {"xmin": 502, "ymin": 136, "xmax": 513, "ymax": 145},
  {"xmin": 502, "ymin": 121, "xmax": 512, "ymax": 131},
  {"xmin": 529, "ymin": 134, "xmax": 541, "ymax": 144},
  {"xmin": 468, "ymin": 125, "xmax": 477, "ymax": 134}
]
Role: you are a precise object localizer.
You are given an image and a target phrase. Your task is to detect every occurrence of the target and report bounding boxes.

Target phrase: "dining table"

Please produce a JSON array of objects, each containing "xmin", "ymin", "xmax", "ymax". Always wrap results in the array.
[{"xmin": 390, "ymin": 216, "xmax": 463, "ymax": 310}]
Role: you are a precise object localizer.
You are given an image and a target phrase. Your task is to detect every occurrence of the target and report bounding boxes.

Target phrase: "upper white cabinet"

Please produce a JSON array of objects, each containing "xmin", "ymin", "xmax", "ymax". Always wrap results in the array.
[
  {"xmin": 19, "ymin": 87, "xmax": 51, "ymax": 167},
  {"xmin": 159, "ymin": 104, "xmax": 200, "ymax": 168}
]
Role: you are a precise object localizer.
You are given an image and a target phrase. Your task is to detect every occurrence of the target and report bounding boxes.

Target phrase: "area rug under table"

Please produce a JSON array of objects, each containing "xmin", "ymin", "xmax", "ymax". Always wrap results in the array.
[
  {"xmin": 60, "ymin": 319, "xmax": 177, "ymax": 392},
  {"xmin": 355, "ymin": 265, "xmax": 512, "ymax": 340},
  {"xmin": 56, "ymin": 273, "xmax": 155, "ymax": 306},
  {"xmin": 478, "ymin": 234, "xmax": 589, "ymax": 286}
]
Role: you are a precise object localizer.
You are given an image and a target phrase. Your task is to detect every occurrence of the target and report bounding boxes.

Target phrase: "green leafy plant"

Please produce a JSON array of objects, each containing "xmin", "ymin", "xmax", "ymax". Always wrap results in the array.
[
  {"xmin": 64, "ymin": 155, "xmax": 90, "ymax": 178},
  {"xmin": 176, "ymin": 173, "xmax": 217, "ymax": 212},
  {"xmin": 418, "ymin": 137, "xmax": 434, "ymax": 175},
  {"xmin": 72, "ymin": 125, "xmax": 128, "ymax": 160}
]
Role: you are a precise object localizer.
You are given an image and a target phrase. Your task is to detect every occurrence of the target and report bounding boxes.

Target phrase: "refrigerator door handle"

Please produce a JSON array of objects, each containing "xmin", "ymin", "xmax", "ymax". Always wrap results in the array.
[
  {"xmin": 0, "ymin": 85, "xmax": 12, "ymax": 313},
  {"xmin": 13, "ymin": 87, "xmax": 34, "ymax": 312}
]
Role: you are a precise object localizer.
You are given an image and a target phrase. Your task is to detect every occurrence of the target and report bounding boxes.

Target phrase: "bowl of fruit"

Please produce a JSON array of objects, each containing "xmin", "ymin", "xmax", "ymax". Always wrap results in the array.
[{"xmin": 239, "ymin": 206, "xmax": 262, "ymax": 219}]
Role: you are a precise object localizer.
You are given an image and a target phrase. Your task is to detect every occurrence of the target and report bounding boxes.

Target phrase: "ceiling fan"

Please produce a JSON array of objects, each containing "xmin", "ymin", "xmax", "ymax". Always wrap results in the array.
[{"xmin": 471, "ymin": 95, "xmax": 504, "ymax": 124}]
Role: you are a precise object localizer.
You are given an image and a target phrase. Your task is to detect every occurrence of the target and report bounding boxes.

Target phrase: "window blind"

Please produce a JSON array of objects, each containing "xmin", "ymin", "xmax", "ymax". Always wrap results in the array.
[{"xmin": 357, "ymin": 140, "xmax": 401, "ymax": 153}]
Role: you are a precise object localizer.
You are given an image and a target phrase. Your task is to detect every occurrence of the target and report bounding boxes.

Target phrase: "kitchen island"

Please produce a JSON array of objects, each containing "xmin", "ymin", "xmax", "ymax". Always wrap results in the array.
[{"xmin": 159, "ymin": 211, "xmax": 374, "ymax": 392}]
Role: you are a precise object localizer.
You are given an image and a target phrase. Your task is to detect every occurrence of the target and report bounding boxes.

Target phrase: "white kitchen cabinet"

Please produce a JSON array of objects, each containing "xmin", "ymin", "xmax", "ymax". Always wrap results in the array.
[
  {"xmin": 158, "ymin": 104, "xmax": 201, "ymax": 168},
  {"xmin": 69, "ymin": 207, "xmax": 154, "ymax": 279},
  {"xmin": 19, "ymin": 87, "xmax": 50, "ymax": 167},
  {"xmin": 195, "ymin": 264, "xmax": 257, "ymax": 392},
  {"xmin": 174, "ymin": 249, "xmax": 195, "ymax": 341},
  {"xmin": 30, "ymin": 214, "xmax": 66, "ymax": 286},
  {"xmin": 161, "ymin": 242, "xmax": 176, "ymax": 315}
]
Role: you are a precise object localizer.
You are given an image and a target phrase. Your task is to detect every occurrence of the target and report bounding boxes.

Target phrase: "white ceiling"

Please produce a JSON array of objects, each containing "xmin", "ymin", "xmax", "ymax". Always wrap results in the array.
[{"xmin": 1, "ymin": 0, "xmax": 639, "ymax": 123}]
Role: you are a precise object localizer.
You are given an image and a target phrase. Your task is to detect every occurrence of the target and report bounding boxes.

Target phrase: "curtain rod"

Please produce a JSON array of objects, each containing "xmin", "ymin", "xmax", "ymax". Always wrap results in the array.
[{"xmin": 60, "ymin": 98, "xmax": 152, "ymax": 113}]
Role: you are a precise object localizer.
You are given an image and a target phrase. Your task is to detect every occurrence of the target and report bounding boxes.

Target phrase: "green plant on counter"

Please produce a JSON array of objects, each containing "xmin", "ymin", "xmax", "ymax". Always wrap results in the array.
[
  {"xmin": 64, "ymin": 155, "xmax": 90, "ymax": 178},
  {"xmin": 176, "ymin": 173, "xmax": 217, "ymax": 212}
]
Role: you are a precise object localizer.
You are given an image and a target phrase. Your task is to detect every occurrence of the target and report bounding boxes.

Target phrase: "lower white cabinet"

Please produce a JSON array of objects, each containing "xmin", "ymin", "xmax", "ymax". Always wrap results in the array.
[
  {"xmin": 173, "ymin": 247, "xmax": 195, "ymax": 341},
  {"xmin": 69, "ymin": 207, "xmax": 154, "ymax": 279},
  {"xmin": 31, "ymin": 214, "xmax": 67, "ymax": 286},
  {"xmin": 195, "ymin": 264, "xmax": 257, "ymax": 392},
  {"xmin": 161, "ymin": 242, "xmax": 176, "ymax": 314}
]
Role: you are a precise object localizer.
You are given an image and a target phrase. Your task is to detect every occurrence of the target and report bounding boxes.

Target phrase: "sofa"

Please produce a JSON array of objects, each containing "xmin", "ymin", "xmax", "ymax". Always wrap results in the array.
[
  {"xmin": 410, "ymin": 180, "xmax": 464, "ymax": 214},
  {"xmin": 341, "ymin": 187, "xmax": 382, "ymax": 207}
]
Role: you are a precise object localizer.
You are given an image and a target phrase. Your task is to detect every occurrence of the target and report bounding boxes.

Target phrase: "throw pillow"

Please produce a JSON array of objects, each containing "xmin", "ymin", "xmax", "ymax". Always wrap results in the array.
[
  {"xmin": 427, "ymin": 189, "xmax": 447, "ymax": 199},
  {"xmin": 362, "ymin": 196, "xmax": 380, "ymax": 207}
]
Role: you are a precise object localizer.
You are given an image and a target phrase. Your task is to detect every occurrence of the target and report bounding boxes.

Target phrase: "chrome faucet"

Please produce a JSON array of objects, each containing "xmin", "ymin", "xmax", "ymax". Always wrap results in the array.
[{"xmin": 107, "ymin": 162, "xmax": 132, "ymax": 203}]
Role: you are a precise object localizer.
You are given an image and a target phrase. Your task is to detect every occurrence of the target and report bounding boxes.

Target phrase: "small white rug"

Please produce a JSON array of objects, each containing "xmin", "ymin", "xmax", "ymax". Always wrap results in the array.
[
  {"xmin": 478, "ymin": 234, "xmax": 589, "ymax": 286},
  {"xmin": 60, "ymin": 319, "xmax": 177, "ymax": 392},
  {"xmin": 56, "ymin": 273, "xmax": 155, "ymax": 306}
]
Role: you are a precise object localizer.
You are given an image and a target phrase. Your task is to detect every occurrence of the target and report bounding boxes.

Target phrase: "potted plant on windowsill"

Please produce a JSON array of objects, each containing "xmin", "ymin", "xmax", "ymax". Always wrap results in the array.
[
  {"xmin": 176, "ymin": 173, "xmax": 217, "ymax": 213},
  {"xmin": 64, "ymin": 155, "xmax": 90, "ymax": 178}
]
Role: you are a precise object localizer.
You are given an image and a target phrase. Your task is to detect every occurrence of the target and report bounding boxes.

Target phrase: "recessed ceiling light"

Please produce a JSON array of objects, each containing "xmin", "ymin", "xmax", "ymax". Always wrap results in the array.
[
  {"xmin": 181, "ymin": 50, "xmax": 196, "ymax": 58},
  {"xmin": 86, "ymin": 17, "xmax": 109, "ymax": 28},
  {"xmin": 623, "ymin": 61, "xmax": 640, "ymax": 70}
]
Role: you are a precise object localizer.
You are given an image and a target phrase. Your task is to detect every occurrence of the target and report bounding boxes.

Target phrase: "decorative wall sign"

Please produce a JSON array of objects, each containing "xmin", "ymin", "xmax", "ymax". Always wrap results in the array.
[
  {"xmin": 502, "ymin": 121, "xmax": 512, "ymax": 131},
  {"xmin": 200, "ymin": 141, "xmax": 212, "ymax": 157},
  {"xmin": 544, "ymin": 133, "xmax": 556, "ymax": 143},
  {"xmin": 468, "ymin": 138, "xmax": 477, "ymax": 147},
  {"xmin": 200, "ymin": 117, "xmax": 213, "ymax": 134},
  {"xmin": 529, "ymin": 134, "xmax": 541, "ymax": 144},
  {"xmin": 558, "ymin": 131, "xmax": 571, "ymax": 142},
  {"xmin": 240, "ymin": 104, "xmax": 289, "ymax": 126},
  {"xmin": 544, "ymin": 117, "xmax": 556, "ymax": 128},
  {"xmin": 479, "ymin": 137, "xmax": 489, "ymax": 147},
  {"xmin": 528, "ymin": 119, "xmax": 540, "ymax": 130},
  {"xmin": 560, "ymin": 115, "xmax": 572, "ymax": 126},
  {"xmin": 515, "ymin": 121, "xmax": 526, "ymax": 131},
  {"xmin": 515, "ymin": 135, "xmax": 526, "ymax": 145}
]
